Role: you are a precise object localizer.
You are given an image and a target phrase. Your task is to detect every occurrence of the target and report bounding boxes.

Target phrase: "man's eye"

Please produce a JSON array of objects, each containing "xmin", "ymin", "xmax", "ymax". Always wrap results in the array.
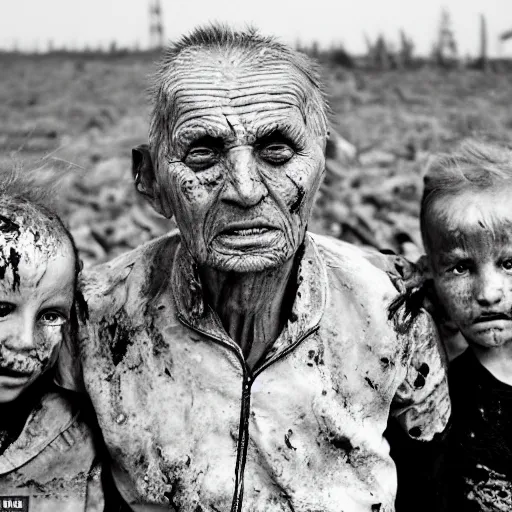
[
  {"xmin": 258, "ymin": 143, "xmax": 294, "ymax": 165},
  {"xmin": 0, "ymin": 302, "xmax": 15, "ymax": 318},
  {"xmin": 184, "ymin": 147, "xmax": 218, "ymax": 170},
  {"xmin": 39, "ymin": 310, "xmax": 67, "ymax": 326}
]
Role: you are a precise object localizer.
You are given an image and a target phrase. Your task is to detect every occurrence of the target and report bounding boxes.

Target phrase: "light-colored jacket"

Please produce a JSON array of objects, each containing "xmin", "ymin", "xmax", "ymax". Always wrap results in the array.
[
  {"xmin": 77, "ymin": 231, "xmax": 450, "ymax": 512},
  {"xmin": 0, "ymin": 391, "xmax": 104, "ymax": 512}
]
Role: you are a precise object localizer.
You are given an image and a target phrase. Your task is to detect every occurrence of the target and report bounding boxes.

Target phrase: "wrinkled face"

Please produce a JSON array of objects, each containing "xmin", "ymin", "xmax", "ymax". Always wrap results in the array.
[
  {"xmin": 0, "ymin": 213, "xmax": 75, "ymax": 404},
  {"xmin": 155, "ymin": 50, "xmax": 326, "ymax": 272},
  {"xmin": 427, "ymin": 189, "xmax": 512, "ymax": 349}
]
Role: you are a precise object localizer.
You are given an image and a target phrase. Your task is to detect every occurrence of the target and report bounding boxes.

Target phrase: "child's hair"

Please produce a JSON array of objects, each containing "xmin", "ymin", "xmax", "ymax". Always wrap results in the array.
[
  {"xmin": 421, "ymin": 140, "xmax": 512, "ymax": 254},
  {"xmin": 0, "ymin": 166, "xmax": 88, "ymax": 358},
  {"xmin": 0, "ymin": 166, "xmax": 81, "ymax": 286},
  {"xmin": 389, "ymin": 140, "xmax": 512, "ymax": 333}
]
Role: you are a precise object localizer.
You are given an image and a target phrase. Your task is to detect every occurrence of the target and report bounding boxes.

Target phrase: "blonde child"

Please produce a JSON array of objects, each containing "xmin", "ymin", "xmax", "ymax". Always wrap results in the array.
[
  {"xmin": 397, "ymin": 142, "xmax": 512, "ymax": 511},
  {"xmin": 0, "ymin": 171, "xmax": 105, "ymax": 511}
]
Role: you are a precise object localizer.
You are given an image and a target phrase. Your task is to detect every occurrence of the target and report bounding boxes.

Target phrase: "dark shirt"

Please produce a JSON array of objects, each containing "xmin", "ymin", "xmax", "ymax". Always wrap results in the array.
[{"xmin": 440, "ymin": 348, "xmax": 512, "ymax": 511}]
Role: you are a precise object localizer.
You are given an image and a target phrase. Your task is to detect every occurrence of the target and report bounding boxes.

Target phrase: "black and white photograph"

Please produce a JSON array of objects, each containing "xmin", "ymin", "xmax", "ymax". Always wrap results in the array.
[{"xmin": 0, "ymin": 1, "xmax": 512, "ymax": 511}]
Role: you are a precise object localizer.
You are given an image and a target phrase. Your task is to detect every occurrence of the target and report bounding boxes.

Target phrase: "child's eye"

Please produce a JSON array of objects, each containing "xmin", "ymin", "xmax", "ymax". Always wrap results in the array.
[
  {"xmin": 502, "ymin": 259, "xmax": 512, "ymax": 271},
  {"xmin": 39, "ymin": 310, "xmax": 67, "ymax": 326},
  {"xmin": 0, "ymin": 302, "xmax": 15, "ymax": 318},
  {"xmin": 451, "ymin": 263, "xmax": 469, "ymax": 275}
]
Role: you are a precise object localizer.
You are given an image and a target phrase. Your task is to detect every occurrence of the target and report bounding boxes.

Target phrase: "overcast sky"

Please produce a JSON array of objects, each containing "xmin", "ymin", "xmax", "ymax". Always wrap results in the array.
[{"xmin": 2, "ymin": 0, "xmax": 512, "ymax": 56}]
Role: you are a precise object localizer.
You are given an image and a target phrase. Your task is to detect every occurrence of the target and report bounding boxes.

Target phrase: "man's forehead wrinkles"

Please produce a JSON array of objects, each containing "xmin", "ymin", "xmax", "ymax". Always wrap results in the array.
[
  {"xmin": 173, "ymin": 85, "xmax": 304, "ymax": 102},
  {"xmin": 173, "ymin": 99, "xmax": 301, "ymax": 122},
  {"xmin": 171, "ymin": 80, "xmax": 306, "ymax": 106},
  {"xmin": 172, "ymin": 57, "xmax": 304, "ymax": 77},
  {"xmin": 166, "ymin": 63, "xmax": 310, "ymax": 103},
  {"xmin": 173, "ymin": 104, "xmax": 303, "ymax": 142}
]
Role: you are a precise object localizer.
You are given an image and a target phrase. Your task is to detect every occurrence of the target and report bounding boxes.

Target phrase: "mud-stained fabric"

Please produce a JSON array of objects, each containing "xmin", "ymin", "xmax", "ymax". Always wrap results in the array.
[
  {"xmin": 0, "ymin": 391, "xmax": 104, "ymax": 512},
  {"xmin": 438, "ymin": 349, "xmax": 512, "ymax": 511},
  {"xmin": 77, "ymin": 231, "xmax": 450, "ymax": 512}
]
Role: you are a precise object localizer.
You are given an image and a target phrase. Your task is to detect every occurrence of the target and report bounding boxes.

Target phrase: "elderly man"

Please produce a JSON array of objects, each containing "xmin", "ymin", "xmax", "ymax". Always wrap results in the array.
[{"xmin": 72, "ymin": 26, "xmax": 449, "ymax": 512}]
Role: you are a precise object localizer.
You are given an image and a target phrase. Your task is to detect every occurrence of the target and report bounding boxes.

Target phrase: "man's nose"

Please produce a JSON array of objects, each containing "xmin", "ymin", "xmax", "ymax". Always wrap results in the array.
[
  {"xmin": 221, "ymin": 147, "xmax": 268, "ymax": 208},
  {"xmin": 475, "ymin": 269, "xmax": 504, "ymax": 307}
]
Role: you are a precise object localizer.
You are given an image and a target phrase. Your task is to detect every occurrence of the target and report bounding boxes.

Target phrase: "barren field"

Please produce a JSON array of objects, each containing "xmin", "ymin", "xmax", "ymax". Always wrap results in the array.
[{"xmin": 2, "ymin": 54, "xmax": 512, "ymax": 266}]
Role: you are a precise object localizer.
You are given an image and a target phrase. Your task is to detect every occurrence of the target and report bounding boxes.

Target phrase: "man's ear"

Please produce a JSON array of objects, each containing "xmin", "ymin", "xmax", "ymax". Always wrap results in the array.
[{"xmin": 132, "ymin": 144, "xmax": 172, "ymax": 218}]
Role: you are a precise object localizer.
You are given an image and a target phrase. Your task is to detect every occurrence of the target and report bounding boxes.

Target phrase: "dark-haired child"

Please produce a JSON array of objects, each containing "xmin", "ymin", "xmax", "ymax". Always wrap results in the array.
[
  {"xmin": 0, "ymin": 173, "xmax": 105, "ymax": 511},
  {"xmin": 420, "ymin": 142, "xmax": 512, "ymax": 511}
]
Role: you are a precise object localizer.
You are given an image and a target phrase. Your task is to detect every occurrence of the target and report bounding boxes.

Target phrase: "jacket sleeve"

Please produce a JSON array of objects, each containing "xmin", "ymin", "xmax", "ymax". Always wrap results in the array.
[
  {"xmin": 85, "ymin": 460, "xmax": 106, "ymax": 512},
  {"xmin": 390, "ymin": 309, "xmax": 451, "ymax": 441},
  {"xmin": 54, "ymin": 309, "xmax": 86, "ymax": 393}
]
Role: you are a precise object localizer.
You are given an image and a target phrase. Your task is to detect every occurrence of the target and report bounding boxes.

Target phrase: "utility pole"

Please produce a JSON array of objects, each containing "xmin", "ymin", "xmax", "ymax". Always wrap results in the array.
[
  {"xmin": 149, "ymin": 0, "xmax": 165, "ymax": 50},
  {"xmin": 433, "ymin": 8, "xmax": 458, "ymax": 68},
  {"xmin": 479, "ymin": 14, "xmax": 489, "ymax": 71}
]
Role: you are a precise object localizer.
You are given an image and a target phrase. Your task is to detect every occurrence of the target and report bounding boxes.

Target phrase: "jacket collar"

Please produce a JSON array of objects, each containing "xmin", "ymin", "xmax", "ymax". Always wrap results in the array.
[
  {"xmin": 0, "ymin": 392, "xmax": 77, "ymax": 474},
  {"xmin": 172, "ymin": 233, "xmax": 327, "ymax": 372}
]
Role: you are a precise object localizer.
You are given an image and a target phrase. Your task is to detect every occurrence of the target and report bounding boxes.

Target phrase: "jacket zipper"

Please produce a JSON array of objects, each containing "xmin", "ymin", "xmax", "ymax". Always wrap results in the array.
[{"xmin": 177, "ymin": 312, "xmax": 319, "ymax": 512}]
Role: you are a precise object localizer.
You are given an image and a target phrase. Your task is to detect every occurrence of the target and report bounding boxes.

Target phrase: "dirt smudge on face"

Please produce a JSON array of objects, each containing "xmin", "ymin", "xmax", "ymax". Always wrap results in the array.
[
  {"xmin": 289, "ymin": 183, "xmax": 305, "ymax": 214},
  {"xmin": 0, "ymin": 246, "xmax": 22, "ymax": 291},
  {"xmin": 0, "ymin": 215, "xmax": 21, "ymax": 237},
  {"xmin": 7, "ymin": 248, "xmax": 21, "ymax": 291}
]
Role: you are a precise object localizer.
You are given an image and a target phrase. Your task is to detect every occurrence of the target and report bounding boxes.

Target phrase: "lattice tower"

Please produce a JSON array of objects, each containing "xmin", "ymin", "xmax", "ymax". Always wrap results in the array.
[{"xmin": 149, "ymin": 0, "xmax": 165, "ymax": 49}]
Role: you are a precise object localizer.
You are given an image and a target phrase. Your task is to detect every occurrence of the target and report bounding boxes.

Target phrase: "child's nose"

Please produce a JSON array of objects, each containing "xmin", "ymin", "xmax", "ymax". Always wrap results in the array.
[
  {"xmin": 475, "ymin": 271, "xmax": 504, "ymax": 306},
  {"xmin": 5, "ymin": 319, "xmax": 37, "ymax": 352}
]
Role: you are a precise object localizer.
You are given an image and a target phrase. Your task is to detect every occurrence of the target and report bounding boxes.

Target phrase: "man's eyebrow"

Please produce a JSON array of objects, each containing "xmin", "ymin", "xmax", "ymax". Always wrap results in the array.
[
  {"xmin": 186, "ymin": 134, "xmax": 225, "ymax": 148},
  {"xmin": 174, "ymin": 125, "xmax": 231, "ymax": 148},
  {"xmin": 254, "ymin": 123, "xmax": 306, "ymax": 145}
]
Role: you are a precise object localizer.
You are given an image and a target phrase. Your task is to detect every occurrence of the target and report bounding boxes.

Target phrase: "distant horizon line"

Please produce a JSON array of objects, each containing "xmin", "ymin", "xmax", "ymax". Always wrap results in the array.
[{"xmin": 2, "ymin": 46, "xmax": 512, "ymax": 64}]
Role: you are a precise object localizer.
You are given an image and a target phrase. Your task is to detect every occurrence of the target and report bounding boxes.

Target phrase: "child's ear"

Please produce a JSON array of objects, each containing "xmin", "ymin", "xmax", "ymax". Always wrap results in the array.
[{"xmin": 416, "ymin": 254, "xmax": 433, "ymax": 280}]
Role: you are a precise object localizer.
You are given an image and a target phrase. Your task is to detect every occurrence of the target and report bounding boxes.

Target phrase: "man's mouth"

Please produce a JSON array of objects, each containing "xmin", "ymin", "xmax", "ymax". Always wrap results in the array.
[
  {"xmin": 223, "ymin": 227, "xmax": 272, "ymax": 236},
  {"xmin": 214, "ymin": 222, "xmax": 280, "ymax": 250},
  {"xmin": 219, "ymin": 221, "xmax": 277, "ymax": 237}
]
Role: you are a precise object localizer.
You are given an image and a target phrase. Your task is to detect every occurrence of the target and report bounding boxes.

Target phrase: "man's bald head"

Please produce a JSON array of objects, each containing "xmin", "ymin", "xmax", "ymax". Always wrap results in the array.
[{"xmin": 149, "ymin": 25, "xmax": 329, "ymax": 160}]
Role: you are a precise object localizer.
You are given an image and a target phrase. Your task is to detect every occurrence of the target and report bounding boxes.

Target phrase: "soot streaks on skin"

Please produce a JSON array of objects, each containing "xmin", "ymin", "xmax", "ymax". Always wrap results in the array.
[
  {"xmin": 0, "ymin": 247, "xmax": 22, "ymax": 290},
  {"xmin": 9, "ymin": 248, "xmax": 21, "ymax": 290},
  {"xmin": 289, "ymin": 183, "xmax": 305, "ymax": 214},
  {"xmin": 0, "ymin": 215, "xmax": 20, "ymax": 236}
]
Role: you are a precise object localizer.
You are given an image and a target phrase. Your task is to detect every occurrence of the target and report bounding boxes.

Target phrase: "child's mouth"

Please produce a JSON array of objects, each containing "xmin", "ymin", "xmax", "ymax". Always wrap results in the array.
[
  {"xmin": 0, "ymin": 367, "xmax": 33, "ymax": 379},
  {"xmin": 473, "ymin": 312, "xmax": 511, "ymax": 324}
]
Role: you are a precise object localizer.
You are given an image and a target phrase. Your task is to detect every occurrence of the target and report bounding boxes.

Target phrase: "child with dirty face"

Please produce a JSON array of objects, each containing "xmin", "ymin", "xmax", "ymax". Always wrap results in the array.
[
  {"xmin": 415, "ymin": 142, "xmax": 512, "ymax": 511},
  {"xmin": 0, "ymin": 173, "xmax": 105, "ymax": 511}
]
